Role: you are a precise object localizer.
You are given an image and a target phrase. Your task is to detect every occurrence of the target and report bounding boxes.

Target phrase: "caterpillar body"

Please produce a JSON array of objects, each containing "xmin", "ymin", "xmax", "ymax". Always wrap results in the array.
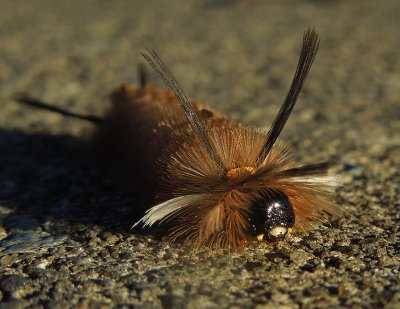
[
  {"xmin": 18, "ymin": 29, "xmax": 342, "ymax": 249},
  {"xmin": 105, "ymin": 28, "xmax": 341, "ymax": 248}
]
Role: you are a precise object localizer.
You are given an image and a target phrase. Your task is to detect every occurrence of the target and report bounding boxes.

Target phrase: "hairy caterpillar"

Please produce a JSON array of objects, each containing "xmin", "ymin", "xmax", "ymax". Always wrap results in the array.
[{"xmin": 18, "ymin": 28, "xmax": 342, "ymax": 249}]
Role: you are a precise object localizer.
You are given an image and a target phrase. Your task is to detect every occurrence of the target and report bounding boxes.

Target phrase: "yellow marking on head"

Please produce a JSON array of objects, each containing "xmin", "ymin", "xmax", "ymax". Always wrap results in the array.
[{"xmin": 225, "ymin": 167, "xmax": 256, "ymax": 184}]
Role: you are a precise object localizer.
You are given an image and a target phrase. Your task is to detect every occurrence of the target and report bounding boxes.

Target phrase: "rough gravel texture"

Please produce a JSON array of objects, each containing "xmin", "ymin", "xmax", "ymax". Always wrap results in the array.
[{"xmin": 0, "ymin": 0, "xmax": 399, "ymax": 308}]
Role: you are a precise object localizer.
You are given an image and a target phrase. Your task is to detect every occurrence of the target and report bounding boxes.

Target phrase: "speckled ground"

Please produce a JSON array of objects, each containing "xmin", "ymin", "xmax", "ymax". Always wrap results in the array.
[{"xmin": 0, "ymin": 0, "xmax": 399, "ymax": 308}]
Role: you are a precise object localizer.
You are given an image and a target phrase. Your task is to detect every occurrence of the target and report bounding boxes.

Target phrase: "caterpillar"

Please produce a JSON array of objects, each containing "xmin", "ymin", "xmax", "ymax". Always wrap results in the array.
[{"xmin": 18, "ymin": 28, "xmax": 342, "ymax": 250}]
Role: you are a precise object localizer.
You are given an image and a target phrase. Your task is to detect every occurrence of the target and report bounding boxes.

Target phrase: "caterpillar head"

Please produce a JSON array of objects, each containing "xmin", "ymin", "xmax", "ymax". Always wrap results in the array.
[{"xmin": 247, "ymin": 189, "xmax": 295, "ymax": 242}]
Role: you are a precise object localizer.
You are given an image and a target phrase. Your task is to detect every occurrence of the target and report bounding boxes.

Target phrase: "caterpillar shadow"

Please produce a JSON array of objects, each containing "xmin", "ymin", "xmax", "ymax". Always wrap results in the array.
[{"xmin": 0, "ymin": 129, "xmax": 148, "ymax": 236}]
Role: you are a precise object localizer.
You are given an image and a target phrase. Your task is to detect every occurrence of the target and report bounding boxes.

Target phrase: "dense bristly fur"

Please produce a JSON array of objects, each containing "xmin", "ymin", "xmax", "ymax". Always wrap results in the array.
[
  {"xmin": 94, "ymin": 29, "xmax": 342, "ymax": 249},
  {"xmin": 102, "ymin": 83, "xmax": 340, "ymax": 248}
]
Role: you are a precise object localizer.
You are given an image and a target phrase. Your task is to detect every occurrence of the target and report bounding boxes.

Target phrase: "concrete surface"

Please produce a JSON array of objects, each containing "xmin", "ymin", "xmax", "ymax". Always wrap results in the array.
[{"xmin": 0, "ymin": 0, "xmax": 399, "ymax": 308}]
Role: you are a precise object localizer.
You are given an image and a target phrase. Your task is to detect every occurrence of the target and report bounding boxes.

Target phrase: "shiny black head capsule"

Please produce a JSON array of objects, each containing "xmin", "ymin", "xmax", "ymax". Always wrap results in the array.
[{"xmin": 247, "ymin": 189, "xmax": 295, "ymax": 242}]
